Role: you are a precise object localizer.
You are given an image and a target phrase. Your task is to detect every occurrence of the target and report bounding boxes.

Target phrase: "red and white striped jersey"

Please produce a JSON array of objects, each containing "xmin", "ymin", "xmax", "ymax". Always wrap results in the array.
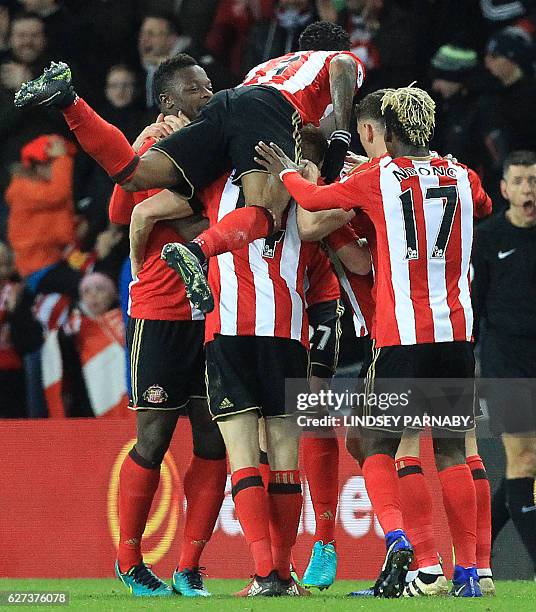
[
  {"xmin": 281, "ymin": 155, "xmax": 492, "ymax": 347},
  {"xmin": 241, "ymin": 50, "xmax": 365, "ymax": 125},
  {"xmin": 202, "ymin": 172, "xmax": 336, "ymax": 347},
  {"xmin": 326, "ymin": 217, "xmax": 374, "ymax": 338},
  {"xmin": 108, "ymin": 138, "xmax": 204, "ymax": 322}
]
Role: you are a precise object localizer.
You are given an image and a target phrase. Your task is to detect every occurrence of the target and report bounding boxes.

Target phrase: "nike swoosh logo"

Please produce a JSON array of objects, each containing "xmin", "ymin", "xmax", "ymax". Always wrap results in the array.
[
  {"xmin": 498, "ymin": 249, "xmax": 516, "ymax": 259},
  {"xmin": 521, "ymin": 505, "xmax": 536, "ymax": 513},
  {"xmin": 454, "ymin": 585, "xmax": 465, "ymax": 596}
]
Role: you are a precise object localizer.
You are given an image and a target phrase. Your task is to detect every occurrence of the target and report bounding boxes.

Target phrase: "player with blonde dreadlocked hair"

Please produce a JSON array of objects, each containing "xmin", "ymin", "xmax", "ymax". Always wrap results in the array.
[
  {"xmin": 381, "ymin": 85, "xmax": 436, "ymax": 148},
  {"xmin": 256, "ymin": 84, "xmax": 493, "ymax": 599}
]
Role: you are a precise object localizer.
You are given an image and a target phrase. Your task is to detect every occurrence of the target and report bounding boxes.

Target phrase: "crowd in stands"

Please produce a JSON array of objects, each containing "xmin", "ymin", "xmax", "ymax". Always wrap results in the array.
[{"xmin": 0, "ymin": 0, "xmax": 534, "ymax": 418}]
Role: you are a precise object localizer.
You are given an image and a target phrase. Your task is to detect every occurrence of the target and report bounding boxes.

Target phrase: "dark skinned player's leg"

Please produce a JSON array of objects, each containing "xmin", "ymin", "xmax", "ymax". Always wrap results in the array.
[
  {"xmin": 117, "ymin": 410, "xmax": 179, "ymax": 572},
  {"xmin": 178, "ymin": 399, "xmax": 227, "ymax": 572}
]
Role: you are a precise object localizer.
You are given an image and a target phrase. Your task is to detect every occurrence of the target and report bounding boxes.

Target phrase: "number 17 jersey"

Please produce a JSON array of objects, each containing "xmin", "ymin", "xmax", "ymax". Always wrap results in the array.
[{"xmin": 284, "ymin": 155, "xmax": 492, "ymax": 347}]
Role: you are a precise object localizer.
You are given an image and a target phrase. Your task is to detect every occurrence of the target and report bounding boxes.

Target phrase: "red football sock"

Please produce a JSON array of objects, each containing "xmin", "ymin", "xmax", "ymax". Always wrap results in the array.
[
  {"xmin": 302, "ymin": 435, "xmax": 339, "ymax": 544},
  {"xmin": 268, "ymin": 470, "xmax": 303, "ymax": 580},
  {"xmin": 466, "ymin": 455, "xmax": 492, "ymax": 569},
  {"xmin": 192, "ymin": 206, "xmax": 274, "ymax": 259},
  {"xmin": 362, "ymin": 454, "xmax": 404, "ymax": 535},
  {"xmin": 62, "ymin": 98, "xmax": 138, "ymax": 182},
  {"xmin": 395, "ymin": 456, "xmax": 437, "ymax": 568},
  {"xmin": 438, "ymin": 464, "xmax": 477, "ymax": 568},
  {"xmin": 259, "ymin": 451, "xmax": 270, "ymax": 490},
  {"xmin": 231, "ymin": 467, "xmax": 273, "ymax": 577},
  {"xmin": 117, "ymin": 448, "xmax": 160, "ymax": 572},
  {"xmin": 179, "ymin": 456, "xmax": 227, "ymax": 571}
]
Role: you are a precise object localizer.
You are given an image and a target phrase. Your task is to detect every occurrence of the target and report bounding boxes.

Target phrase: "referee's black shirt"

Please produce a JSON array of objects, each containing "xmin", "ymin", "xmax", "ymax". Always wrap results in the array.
[{"xmin": 472, "ymin": 211, "xmax": 536, "ymax": 339}]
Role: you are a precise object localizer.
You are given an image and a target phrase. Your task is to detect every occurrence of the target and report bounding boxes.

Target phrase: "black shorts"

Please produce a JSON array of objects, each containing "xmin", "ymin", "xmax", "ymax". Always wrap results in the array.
[
  {"xmin": 205, "ymin": 334, "xmax": 309, "ymax": 420},
  {"xmin": 127, "ymin": 318, "xmax": 205, "ymax": 411},
  {"xmin": 151, "ymin": 85, "xmax": 302, "ymax": 199},
  {"xmin": 480, "ymin": 332, "xmax": 536, "ymax": 435},
  {"xmin": 361, "ymin": 341, "xmax": 476, "ymax": 434}
]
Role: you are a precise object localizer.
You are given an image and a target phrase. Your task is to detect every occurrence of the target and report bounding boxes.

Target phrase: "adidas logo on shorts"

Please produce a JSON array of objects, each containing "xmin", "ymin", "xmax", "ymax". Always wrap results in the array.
[{"xmin": 219, "ymin": 397, "xmax": 234, "ymax": 410}]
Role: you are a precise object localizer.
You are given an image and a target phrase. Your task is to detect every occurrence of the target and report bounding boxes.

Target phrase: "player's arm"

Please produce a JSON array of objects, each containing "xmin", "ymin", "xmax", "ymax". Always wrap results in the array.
[
  {"xmin": 165, "ymin": 214, "xmax": 209, "ymax": 242},
  {"xmin": 321, "ymin": 54, "xmax": 359, "ymax": 183},
  {"xmin": 129, "ymin": 190, "xmax": 195, "ymax": 276},
  {"xmin": 297, "ymin": 207, "xmax": 355, "ymax": 241},
  {"xmin": 468, "ymin": 168, "xmax": 493, "ymax": 218},
  {"xmin": 109, "ymin": 184, "xmax": 135, "ymax": 225},
  {"xmin": 255, "ymin": 142, "xmax": 361, "ymax": 211},
  {"xmin": 326, "ymin": 223, "xmax": 372, "ymax": 275}
]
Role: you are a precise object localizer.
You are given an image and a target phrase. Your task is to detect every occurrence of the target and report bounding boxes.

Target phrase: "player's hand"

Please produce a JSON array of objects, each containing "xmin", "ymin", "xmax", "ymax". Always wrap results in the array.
[
  {"xmin": 299, "ymin": 159, "xmax": 320, "ymax": 182},
  {"xmin": 164, "ymin": 111, "xmax": 190, "ymax": 131},
  {"xmin": 132, "ymin": 114, "xmax": 174, "ymax": 151},
  {"xmin": 254, "ymin": 141, "xmax": 299, "ymax": 177}
]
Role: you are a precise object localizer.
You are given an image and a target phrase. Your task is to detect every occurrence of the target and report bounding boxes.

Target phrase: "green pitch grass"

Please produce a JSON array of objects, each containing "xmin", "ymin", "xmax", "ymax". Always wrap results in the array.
[{"xmin": 0, "ymin": 579, "xmax": 534, "ymax": 610}]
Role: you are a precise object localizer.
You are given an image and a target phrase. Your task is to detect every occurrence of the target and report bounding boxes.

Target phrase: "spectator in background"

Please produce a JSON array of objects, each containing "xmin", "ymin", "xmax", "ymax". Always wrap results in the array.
[
  {"xmin": 206, "ymin": 0, "xmax": 274, "ymax": 80},
  {"xmin": 138, "ymin": 11, "xmax": 233, "ymax": 107},
  {"xmin": 335, "ymin": 0, "xmax": 381, "ymax": 75},
  {"xmin": 472, "ymin": 150, "xmax": 536, "ymax": 576},
  {"xmin": 16, "ymin": 0, "xmax": 79, "ymax": 64},
  {"xmin": 480, "ymin": 0, "xmax": 536, "ymax": 33},
  {"xmin": 72, "ymin": 65, "xmax": 146, "ymax": 256},
  {"xmin": 5, "ymin": 134, "xmax": 81, "ymax": 298},
  {"xmin": 60, "ymin": 271, "xmax": 128, "ymax": 418},
  {"xmin": 1, "ymin": 11, "xmax": 48, "ymax": 78},
  {"xmin": 430, "ymin": 44, "xmax": 485, "ymax": 170},
  {"xmin": 0, "ymin": 5, "xmax": 9, "ymax": 55},
  {"xmin": 138, "ymin": 12, "xmax": 192, "ymax": 108},
  {"xmin": 61, "ymin": 0, "xmax": 138, "ymax": 106},
  {"xmin": 242, "ymin": 0, "xmax": 316, "ymax": 73},
  {"xmin": 102, "ymin": 64, "xmax": 147, "ymax": 144},
  {"xmin": 481, "ymin": 27, "xmax": 536, "ymax": 185},
  {"xmin": 0, "ymin": 11, "xmax": 67, "ymax": 196},
  {"xmin": 0, "ymin": 240, "xmax": 43, "ymax": 418}
]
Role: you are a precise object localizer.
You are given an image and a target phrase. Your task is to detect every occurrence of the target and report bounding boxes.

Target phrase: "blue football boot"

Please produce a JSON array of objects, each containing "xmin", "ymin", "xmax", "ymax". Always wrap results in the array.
[
  {"xmin": 115, "ymin": 560, "xmax": 172, "ymax": 597},
  {"xmin": 302, "ymin": 540, "xmax": 337, "ymax": 590},
  {"xmin": 451, "ymin": 565, "xmax": 482, "ymax": 597},
  {"xmin": 374, "ymin": 529, "xmax": 414, "ymax": 598},
  {"xmin": 172, "ymin": 567, "xmax": 211, "ymax": 597}
]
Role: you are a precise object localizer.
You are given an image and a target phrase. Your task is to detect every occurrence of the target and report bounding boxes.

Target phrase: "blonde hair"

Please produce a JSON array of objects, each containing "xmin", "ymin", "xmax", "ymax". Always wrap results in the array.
[{"xmin": 381, "ymin": 84, "xmax": 436, "ymax": 147}]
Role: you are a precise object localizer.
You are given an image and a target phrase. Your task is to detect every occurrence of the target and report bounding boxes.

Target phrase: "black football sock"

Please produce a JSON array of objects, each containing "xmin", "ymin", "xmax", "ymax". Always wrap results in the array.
[
  {"xmin": 491, "ymin": 478, "xmax": 510, "ymax": 546},
  {"xmin": 186, "ymin": 241, "xmax": 207, "ymax": 266},
  {"xmin": 506, "ymin": 477, "xmax": 536, "ymax": 569}
]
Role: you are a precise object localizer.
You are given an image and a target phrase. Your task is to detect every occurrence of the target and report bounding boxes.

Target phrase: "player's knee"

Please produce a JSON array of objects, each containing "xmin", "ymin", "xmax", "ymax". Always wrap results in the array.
[
  {"xmin": 433, "ymin": 436, "xmax": 465, "ymax": 471},
  {"xmin": 362, "ymin": 435, "xmax": 398, "ymax": 460},
  {"xmin": 346, "ymin": 434, "xmax": 364, "ymax": 465},
  {"xmin": 192, "ymin": 425, "xmax": 227, "ymax": 461},
  {"xmin": 135, "ymin": 426, "xmax": 175, "ymax": 465}
]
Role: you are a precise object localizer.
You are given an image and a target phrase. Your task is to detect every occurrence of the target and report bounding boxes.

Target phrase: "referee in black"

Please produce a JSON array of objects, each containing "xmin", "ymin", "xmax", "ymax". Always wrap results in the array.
[{"xmin": 472, "ymin": 150, "xmax": 536, "ymax": 573}]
